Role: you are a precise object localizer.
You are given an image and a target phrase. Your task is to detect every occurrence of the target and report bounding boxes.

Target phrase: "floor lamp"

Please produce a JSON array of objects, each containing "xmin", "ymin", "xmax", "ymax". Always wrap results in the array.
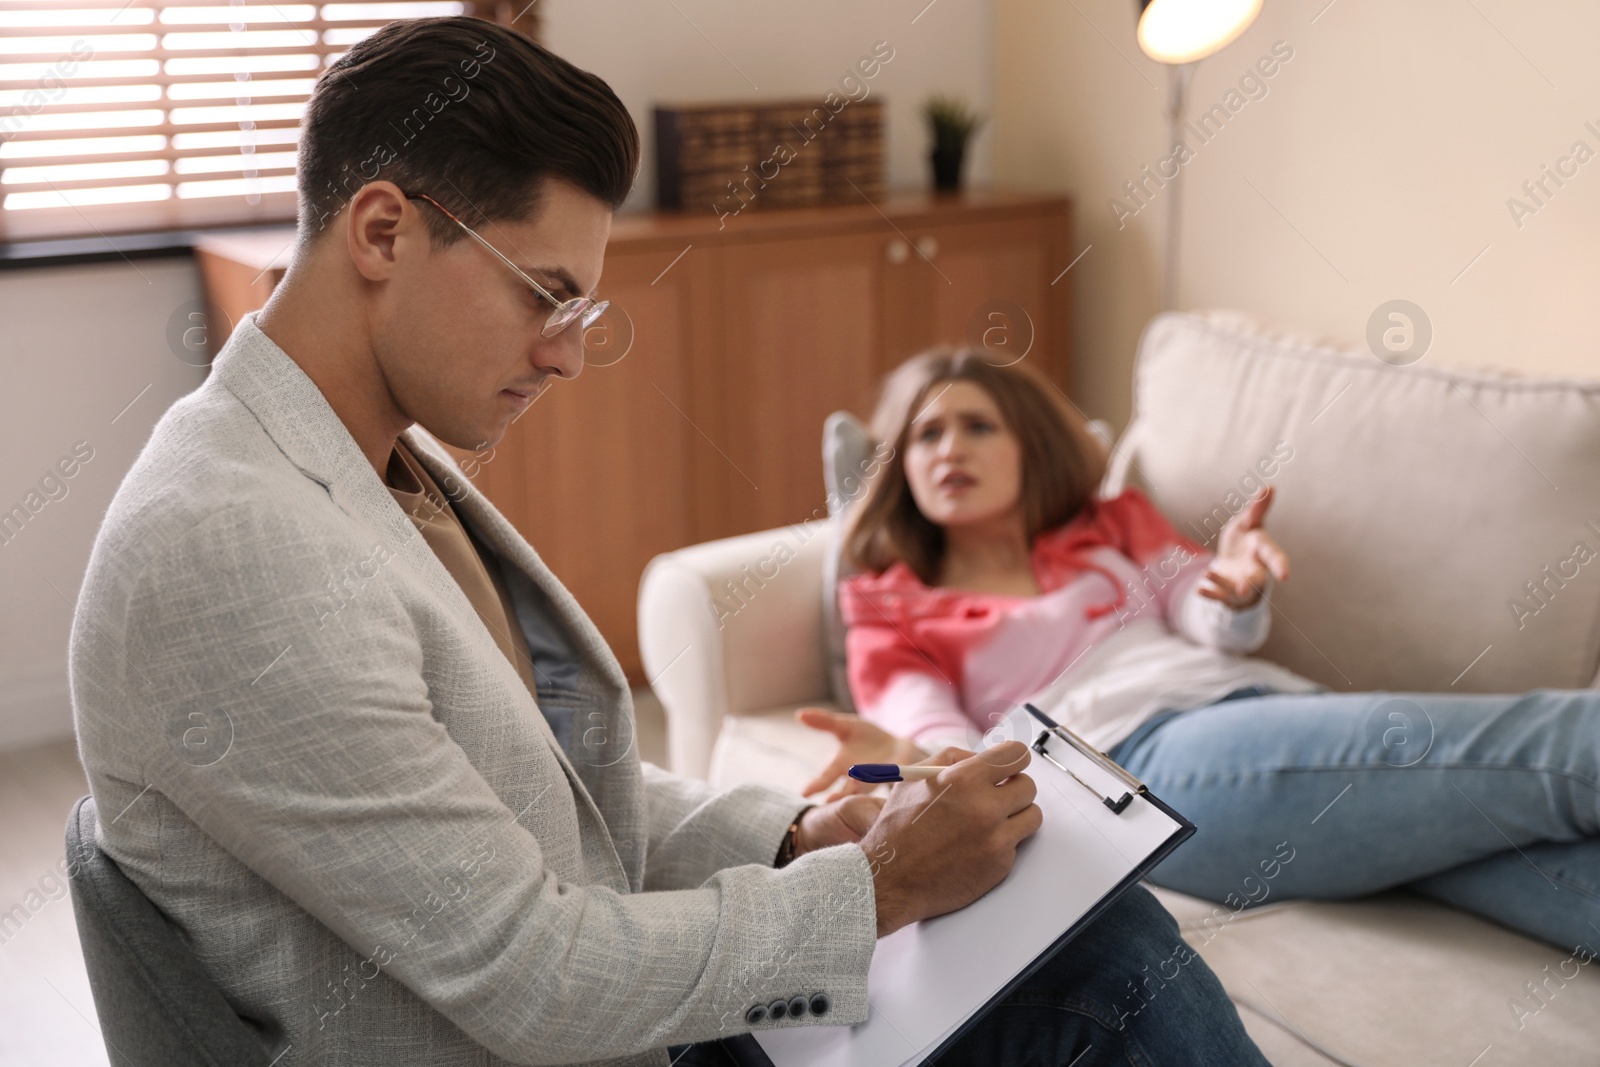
[{"xmin": 1135, "ymin": 0, "xmax": 1263, "ymax": 310}]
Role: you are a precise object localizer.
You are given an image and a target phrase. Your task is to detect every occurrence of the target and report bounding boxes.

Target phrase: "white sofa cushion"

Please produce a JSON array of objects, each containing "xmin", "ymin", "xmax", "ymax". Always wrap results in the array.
[
  {"xmin": 707, "ymin": 700, "xmax": 846, "ymax": 793},
  {"xmin": 1114, "ymin": 310, "xmax": 1600, "ymax": 693},
  {"xmin": 1147, "ymin": 882, "xmax": 1600, "ymax": 1066}
]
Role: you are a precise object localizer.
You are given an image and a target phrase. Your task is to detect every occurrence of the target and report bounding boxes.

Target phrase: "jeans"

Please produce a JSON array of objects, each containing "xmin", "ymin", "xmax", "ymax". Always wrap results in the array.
[
  {"xmin": 667, "ymin": 883, "xmax": 1270, "ymax": 1066},
  {"xmin": 1104, "ymin": 686, "xmax": 1600, "ymax": 953}
]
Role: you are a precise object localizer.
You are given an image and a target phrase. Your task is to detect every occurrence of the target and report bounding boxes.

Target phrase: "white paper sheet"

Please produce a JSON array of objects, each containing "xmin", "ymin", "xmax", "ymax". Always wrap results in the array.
[{"xmin": 754, "ymin": 704, "xmax": 1189, "ymax": 1067}]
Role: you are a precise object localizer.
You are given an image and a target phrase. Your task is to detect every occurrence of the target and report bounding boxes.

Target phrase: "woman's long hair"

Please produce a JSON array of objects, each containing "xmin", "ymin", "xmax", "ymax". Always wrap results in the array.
[{"xmin": 844, "ymin": 347, "xmax": 1108, "ymax": 584}]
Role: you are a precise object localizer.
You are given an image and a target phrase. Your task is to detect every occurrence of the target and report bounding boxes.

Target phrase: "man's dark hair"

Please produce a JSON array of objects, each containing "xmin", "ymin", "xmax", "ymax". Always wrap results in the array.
[{"xmin": 297, "ymin": 17, "xmax": 639, "ymax": 246}]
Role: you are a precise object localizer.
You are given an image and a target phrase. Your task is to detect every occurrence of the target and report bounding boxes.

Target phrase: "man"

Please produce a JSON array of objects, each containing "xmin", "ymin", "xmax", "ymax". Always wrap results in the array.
[{"xmin": 69, "ymin": 17, "xmax": 1269, "ymax": 1066}]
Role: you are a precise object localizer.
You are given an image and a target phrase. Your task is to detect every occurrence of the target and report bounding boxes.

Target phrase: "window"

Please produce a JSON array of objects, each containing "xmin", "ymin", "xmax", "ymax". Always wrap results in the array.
[{"xmin": 0, "ymin": 0, "xmax": 532, "ymax": 243}]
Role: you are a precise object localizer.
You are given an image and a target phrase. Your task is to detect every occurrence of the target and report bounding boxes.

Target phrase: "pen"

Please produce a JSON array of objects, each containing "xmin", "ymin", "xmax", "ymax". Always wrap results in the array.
[{"xmin": 846, "ymin": 763, "xmax": 942, "ymax": 783}]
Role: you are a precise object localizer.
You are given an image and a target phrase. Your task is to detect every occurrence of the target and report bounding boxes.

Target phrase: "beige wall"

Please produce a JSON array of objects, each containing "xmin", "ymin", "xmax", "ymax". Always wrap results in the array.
[
  {"xmin": 0, "ymin": 256, "xmax": 206, "ymax": 751},
  {"xmin": 546, "ymin": 0, "xmax": 995, "ymax": 210},
  {"xmin": 995, "ymin": 0, "xmax": 1600, "ymax": 429}
]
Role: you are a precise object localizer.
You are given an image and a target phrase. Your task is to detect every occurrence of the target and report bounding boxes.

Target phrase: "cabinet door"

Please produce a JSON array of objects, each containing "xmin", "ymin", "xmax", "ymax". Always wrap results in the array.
[
  {"xmin": 705, "ymin": 231, "xmax": 887, "ymax": 537},
  {"xmin": 455, "ymin": 243, "xmax": 711, "ymax": 681},
  {"xmin": 882, "ymin": 213, "xmax": 1071, "ymax": 388}
]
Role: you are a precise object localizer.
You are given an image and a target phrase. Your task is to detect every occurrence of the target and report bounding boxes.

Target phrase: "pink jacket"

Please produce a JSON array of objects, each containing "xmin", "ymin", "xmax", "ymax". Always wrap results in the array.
[{"xmin": 839, "ymin": 488, "xmax": 1215, "ymax": 747}]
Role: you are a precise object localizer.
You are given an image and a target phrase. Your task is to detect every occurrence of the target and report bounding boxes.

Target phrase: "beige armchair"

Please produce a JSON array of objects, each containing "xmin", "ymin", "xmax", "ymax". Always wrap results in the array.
[
  {"xmin": 639, "ymin": 519, "xmax": 841, "ymax": 786},
  {"xmin": 638, "ymin": 311, "xmax": 1600, "ymax": 1066}
]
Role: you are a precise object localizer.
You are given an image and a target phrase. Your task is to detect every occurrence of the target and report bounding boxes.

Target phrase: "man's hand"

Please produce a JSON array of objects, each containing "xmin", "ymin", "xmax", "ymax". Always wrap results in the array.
[
  {"xmin": 854, "ymin": 742, "xmax": 1041, "ymax": 938},
  {"xmin": 1201, "ymin": 484, "xmax": 1290, "ymax": 609},
  {"xmin": 795, "ymin": 707, "xmax": 929, "ymax": 800},
  {"xmin": 793, "ymin": 794, "xmax": 887, "ymax": 856}
]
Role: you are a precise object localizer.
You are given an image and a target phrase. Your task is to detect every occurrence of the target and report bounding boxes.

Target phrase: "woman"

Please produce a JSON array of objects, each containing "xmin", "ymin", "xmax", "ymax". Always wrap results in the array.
[{"xmin": 800, "ymin": 346, "xmax": 1600, "ymax": 954}]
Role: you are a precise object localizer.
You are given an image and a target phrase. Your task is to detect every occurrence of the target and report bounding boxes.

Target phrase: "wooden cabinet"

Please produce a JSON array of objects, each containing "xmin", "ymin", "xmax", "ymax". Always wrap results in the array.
[
  {"xmin": 196, "ymin": 188, "xmax": 1075, "ymax": 681},
  {"xmin": 709, "ymin": 230, "xmax": 886, "ymax": 535},
  {"xmin": 883, "ymin": 216, "xmax": 1061, "ymax": 364},
  {"xmin": 694, "ymin": 198, "xmax": 1074, "ymax": 542}
]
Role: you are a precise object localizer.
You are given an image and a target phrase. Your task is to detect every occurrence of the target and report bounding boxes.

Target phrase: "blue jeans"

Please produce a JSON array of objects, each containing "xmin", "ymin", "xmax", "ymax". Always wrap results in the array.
[
  {"xmin": 1105, "ymin": 686, "xmax": 1600, "ymax": 952},
  {"xmin": 667, "ymin": 883, "xmax": 1269, "ymax": 1066}
]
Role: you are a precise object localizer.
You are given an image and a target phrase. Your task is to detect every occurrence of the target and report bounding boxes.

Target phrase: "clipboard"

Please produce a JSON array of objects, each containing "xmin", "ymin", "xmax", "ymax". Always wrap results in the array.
[{"xmin": 749, "ymin": 702, "xmax": 1195, "ymax": 1067}]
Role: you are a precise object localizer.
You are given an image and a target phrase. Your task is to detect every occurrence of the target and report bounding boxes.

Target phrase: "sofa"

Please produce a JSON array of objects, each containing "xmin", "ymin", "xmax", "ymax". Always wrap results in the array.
[{"xmin": 637, "ymin": 310, "xmax": 1600, "ymax": 1066}]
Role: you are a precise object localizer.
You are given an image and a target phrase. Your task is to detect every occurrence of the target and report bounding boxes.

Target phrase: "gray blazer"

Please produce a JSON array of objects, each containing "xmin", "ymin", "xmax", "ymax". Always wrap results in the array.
[{"xmin": 68, "ymin": 312, "xmax": 879, "ymax": 1066}]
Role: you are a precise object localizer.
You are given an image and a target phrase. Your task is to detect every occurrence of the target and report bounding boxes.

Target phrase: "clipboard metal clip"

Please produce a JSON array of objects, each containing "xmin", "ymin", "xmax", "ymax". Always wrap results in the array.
[{"xmin": 1024, "ymin": 703, "xmax": 1147, "ymax": 815}]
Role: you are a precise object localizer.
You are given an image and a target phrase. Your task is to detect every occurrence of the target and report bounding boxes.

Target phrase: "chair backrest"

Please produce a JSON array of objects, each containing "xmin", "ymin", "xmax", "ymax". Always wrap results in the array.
[
  {"xmin": 1110, "ymin": 310, "xmax": 1600, "ymax": 693},
  {"xmin": 64, "ymin": 795, "xmax": 276, "ymax": 1067}
]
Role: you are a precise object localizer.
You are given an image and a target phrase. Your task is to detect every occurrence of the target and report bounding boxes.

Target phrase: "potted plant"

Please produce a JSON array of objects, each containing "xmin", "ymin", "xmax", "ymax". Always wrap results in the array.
[{"xmin": 924, "ymin": 94, "xmax": 984, "ymax": 192}]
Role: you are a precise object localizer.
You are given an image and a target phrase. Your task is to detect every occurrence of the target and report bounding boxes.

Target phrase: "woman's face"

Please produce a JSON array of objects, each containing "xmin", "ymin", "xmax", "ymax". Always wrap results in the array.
[{"xmin": 903, "ymin": 379, "xmax": 1025, "ymax": 531}]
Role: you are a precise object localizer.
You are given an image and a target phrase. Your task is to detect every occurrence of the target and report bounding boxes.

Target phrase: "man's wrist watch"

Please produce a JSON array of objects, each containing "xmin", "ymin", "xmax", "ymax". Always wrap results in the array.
[{"xmin": 774, "ymin": 806, "xmax": 814, "ymax": 868}]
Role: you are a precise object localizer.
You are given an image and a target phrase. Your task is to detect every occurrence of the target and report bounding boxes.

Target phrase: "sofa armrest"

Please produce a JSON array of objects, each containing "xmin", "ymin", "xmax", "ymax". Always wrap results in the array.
[{"xmin": 637, "ymin": 521, "xmax": 834, "ymax": 779}]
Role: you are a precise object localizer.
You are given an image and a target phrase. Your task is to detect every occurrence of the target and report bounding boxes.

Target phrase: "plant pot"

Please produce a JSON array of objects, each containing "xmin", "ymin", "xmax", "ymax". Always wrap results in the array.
[{"xmin": 930, "ymin": 144, "xmax": 967, "ymax": 191}]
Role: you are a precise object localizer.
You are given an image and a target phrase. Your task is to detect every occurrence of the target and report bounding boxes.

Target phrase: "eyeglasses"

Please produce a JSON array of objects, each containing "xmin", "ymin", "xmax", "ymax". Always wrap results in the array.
[{"xmin": 402, "ymin": 191, "xmax": 609, "ymax": 338}]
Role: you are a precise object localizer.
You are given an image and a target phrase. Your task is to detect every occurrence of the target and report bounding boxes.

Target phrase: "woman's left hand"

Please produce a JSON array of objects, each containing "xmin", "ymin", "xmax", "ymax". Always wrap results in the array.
[
  {"xmin": 795, "ymin": 707, "xmax": 928, "ymax": 800},
  {"xmin": 1201, "ymin": 485, "xmax": 1290, "ymax": 609}
]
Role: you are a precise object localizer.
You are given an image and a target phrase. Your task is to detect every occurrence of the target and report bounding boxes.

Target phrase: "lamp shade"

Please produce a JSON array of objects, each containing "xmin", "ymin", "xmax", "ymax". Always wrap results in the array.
[{"xmin": 1136, "ymin": 0, "xmax": 1263, "ymax": 64}]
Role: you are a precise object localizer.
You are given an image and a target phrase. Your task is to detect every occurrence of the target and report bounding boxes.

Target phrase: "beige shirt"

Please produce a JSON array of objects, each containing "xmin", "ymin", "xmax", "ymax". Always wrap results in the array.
[{"xmin": 384, "ymin": 434, "xmax": 543, "ymax": 702}]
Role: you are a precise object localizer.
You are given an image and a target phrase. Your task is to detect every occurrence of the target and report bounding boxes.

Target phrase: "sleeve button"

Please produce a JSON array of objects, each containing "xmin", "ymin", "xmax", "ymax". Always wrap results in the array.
[
  {"xmin": 788, "ymin": 995, "xmax": 809, "ymax": 1018},
  {"xmin": 745, "ymin": 1004, "xmax": 768, "ymax": 1025},
  {"xmin": 768, "ymin": 998, "xmax": 789, "ymax": 1020},
  {"xmin": 809, "ymin": 992, "xmax": 831, "ymax": 1016}
]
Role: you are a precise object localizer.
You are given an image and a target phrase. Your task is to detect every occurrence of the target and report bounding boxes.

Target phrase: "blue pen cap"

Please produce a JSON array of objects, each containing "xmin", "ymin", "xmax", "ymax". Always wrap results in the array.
[{"xmin": 846, "ymin": 763, "xmax": 904, "ymax": 783}]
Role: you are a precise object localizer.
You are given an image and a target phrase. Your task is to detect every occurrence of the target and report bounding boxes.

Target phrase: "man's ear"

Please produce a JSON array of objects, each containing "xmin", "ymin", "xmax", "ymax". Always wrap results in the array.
[{"xmin": 345, "ymin": 181, "xmax": 417, "ymax": 283}]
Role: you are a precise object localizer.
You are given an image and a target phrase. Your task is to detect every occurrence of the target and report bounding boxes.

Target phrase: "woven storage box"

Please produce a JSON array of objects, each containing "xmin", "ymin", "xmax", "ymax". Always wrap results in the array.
[{"xmin": 655, "ymin": 99, "xmax": 884, "ymax": 214}]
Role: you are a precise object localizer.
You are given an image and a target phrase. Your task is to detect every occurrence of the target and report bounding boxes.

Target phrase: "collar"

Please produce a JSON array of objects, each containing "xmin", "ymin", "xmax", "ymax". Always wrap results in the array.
[{"xmin": 208, "ymin": 311, "xmax": 557, "ymax": 631}]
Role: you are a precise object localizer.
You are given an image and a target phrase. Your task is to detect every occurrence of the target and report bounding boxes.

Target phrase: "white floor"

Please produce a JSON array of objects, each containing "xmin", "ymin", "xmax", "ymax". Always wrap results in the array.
[
  {"xmin": 0, "ymin": 739, "xmax": 107, "ymax": 1067},
  {"xmin": 0, "ymin": 689, "xmax": 669, "ymax": 1067}
]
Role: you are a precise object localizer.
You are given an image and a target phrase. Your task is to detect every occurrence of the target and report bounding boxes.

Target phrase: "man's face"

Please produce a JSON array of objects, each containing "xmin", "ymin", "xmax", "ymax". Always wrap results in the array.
[{"xmin": 373, "ymin": 177, "xmax": 611, "ymax": 452}]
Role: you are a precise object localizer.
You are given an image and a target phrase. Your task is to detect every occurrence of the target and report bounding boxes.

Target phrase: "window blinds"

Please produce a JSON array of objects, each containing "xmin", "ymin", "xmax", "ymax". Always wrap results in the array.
[{"xmin": 0, "ymin": 0, "xmax": 469, "ymax": 241}]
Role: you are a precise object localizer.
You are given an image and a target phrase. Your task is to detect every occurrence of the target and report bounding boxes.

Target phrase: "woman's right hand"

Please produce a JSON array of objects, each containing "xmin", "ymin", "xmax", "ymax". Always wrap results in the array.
[{"xmin": 795, "ymin": 707, "xmax": 930, "ymax": 800}]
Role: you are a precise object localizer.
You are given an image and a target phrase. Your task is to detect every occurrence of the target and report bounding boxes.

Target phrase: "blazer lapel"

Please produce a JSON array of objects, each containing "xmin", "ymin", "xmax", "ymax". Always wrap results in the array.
[
  {"xmin": 402, "ymin": 424, "xmax": 648, "ymax": 885},
  {"xmin": 210, "ymin": 312, "xmax": 489, "ymax": 645},
  {"xmin": 209, "ymin": 312, "xmax": 638, "ymax": 889}
]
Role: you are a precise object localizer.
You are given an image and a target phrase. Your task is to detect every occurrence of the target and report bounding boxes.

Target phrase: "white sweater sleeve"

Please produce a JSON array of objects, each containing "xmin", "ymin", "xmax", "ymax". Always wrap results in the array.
[{"xmin": 1173, "ymin": 570, "xmax": 1276, "ymax": 653}]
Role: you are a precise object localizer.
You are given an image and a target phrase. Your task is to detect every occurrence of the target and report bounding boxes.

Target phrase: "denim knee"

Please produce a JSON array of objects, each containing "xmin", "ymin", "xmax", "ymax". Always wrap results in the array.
[
  {"xmin": 1016, "ymin": 885, "xmax": 1194, "ymax": 1020},
  {"xmin": 1098, "ymin": 884, "xmax": 1185, "ymax": 967},
  {"xmin": 1095, "ymin": 887, "xmax": 1204, "ymax": 1022}
]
